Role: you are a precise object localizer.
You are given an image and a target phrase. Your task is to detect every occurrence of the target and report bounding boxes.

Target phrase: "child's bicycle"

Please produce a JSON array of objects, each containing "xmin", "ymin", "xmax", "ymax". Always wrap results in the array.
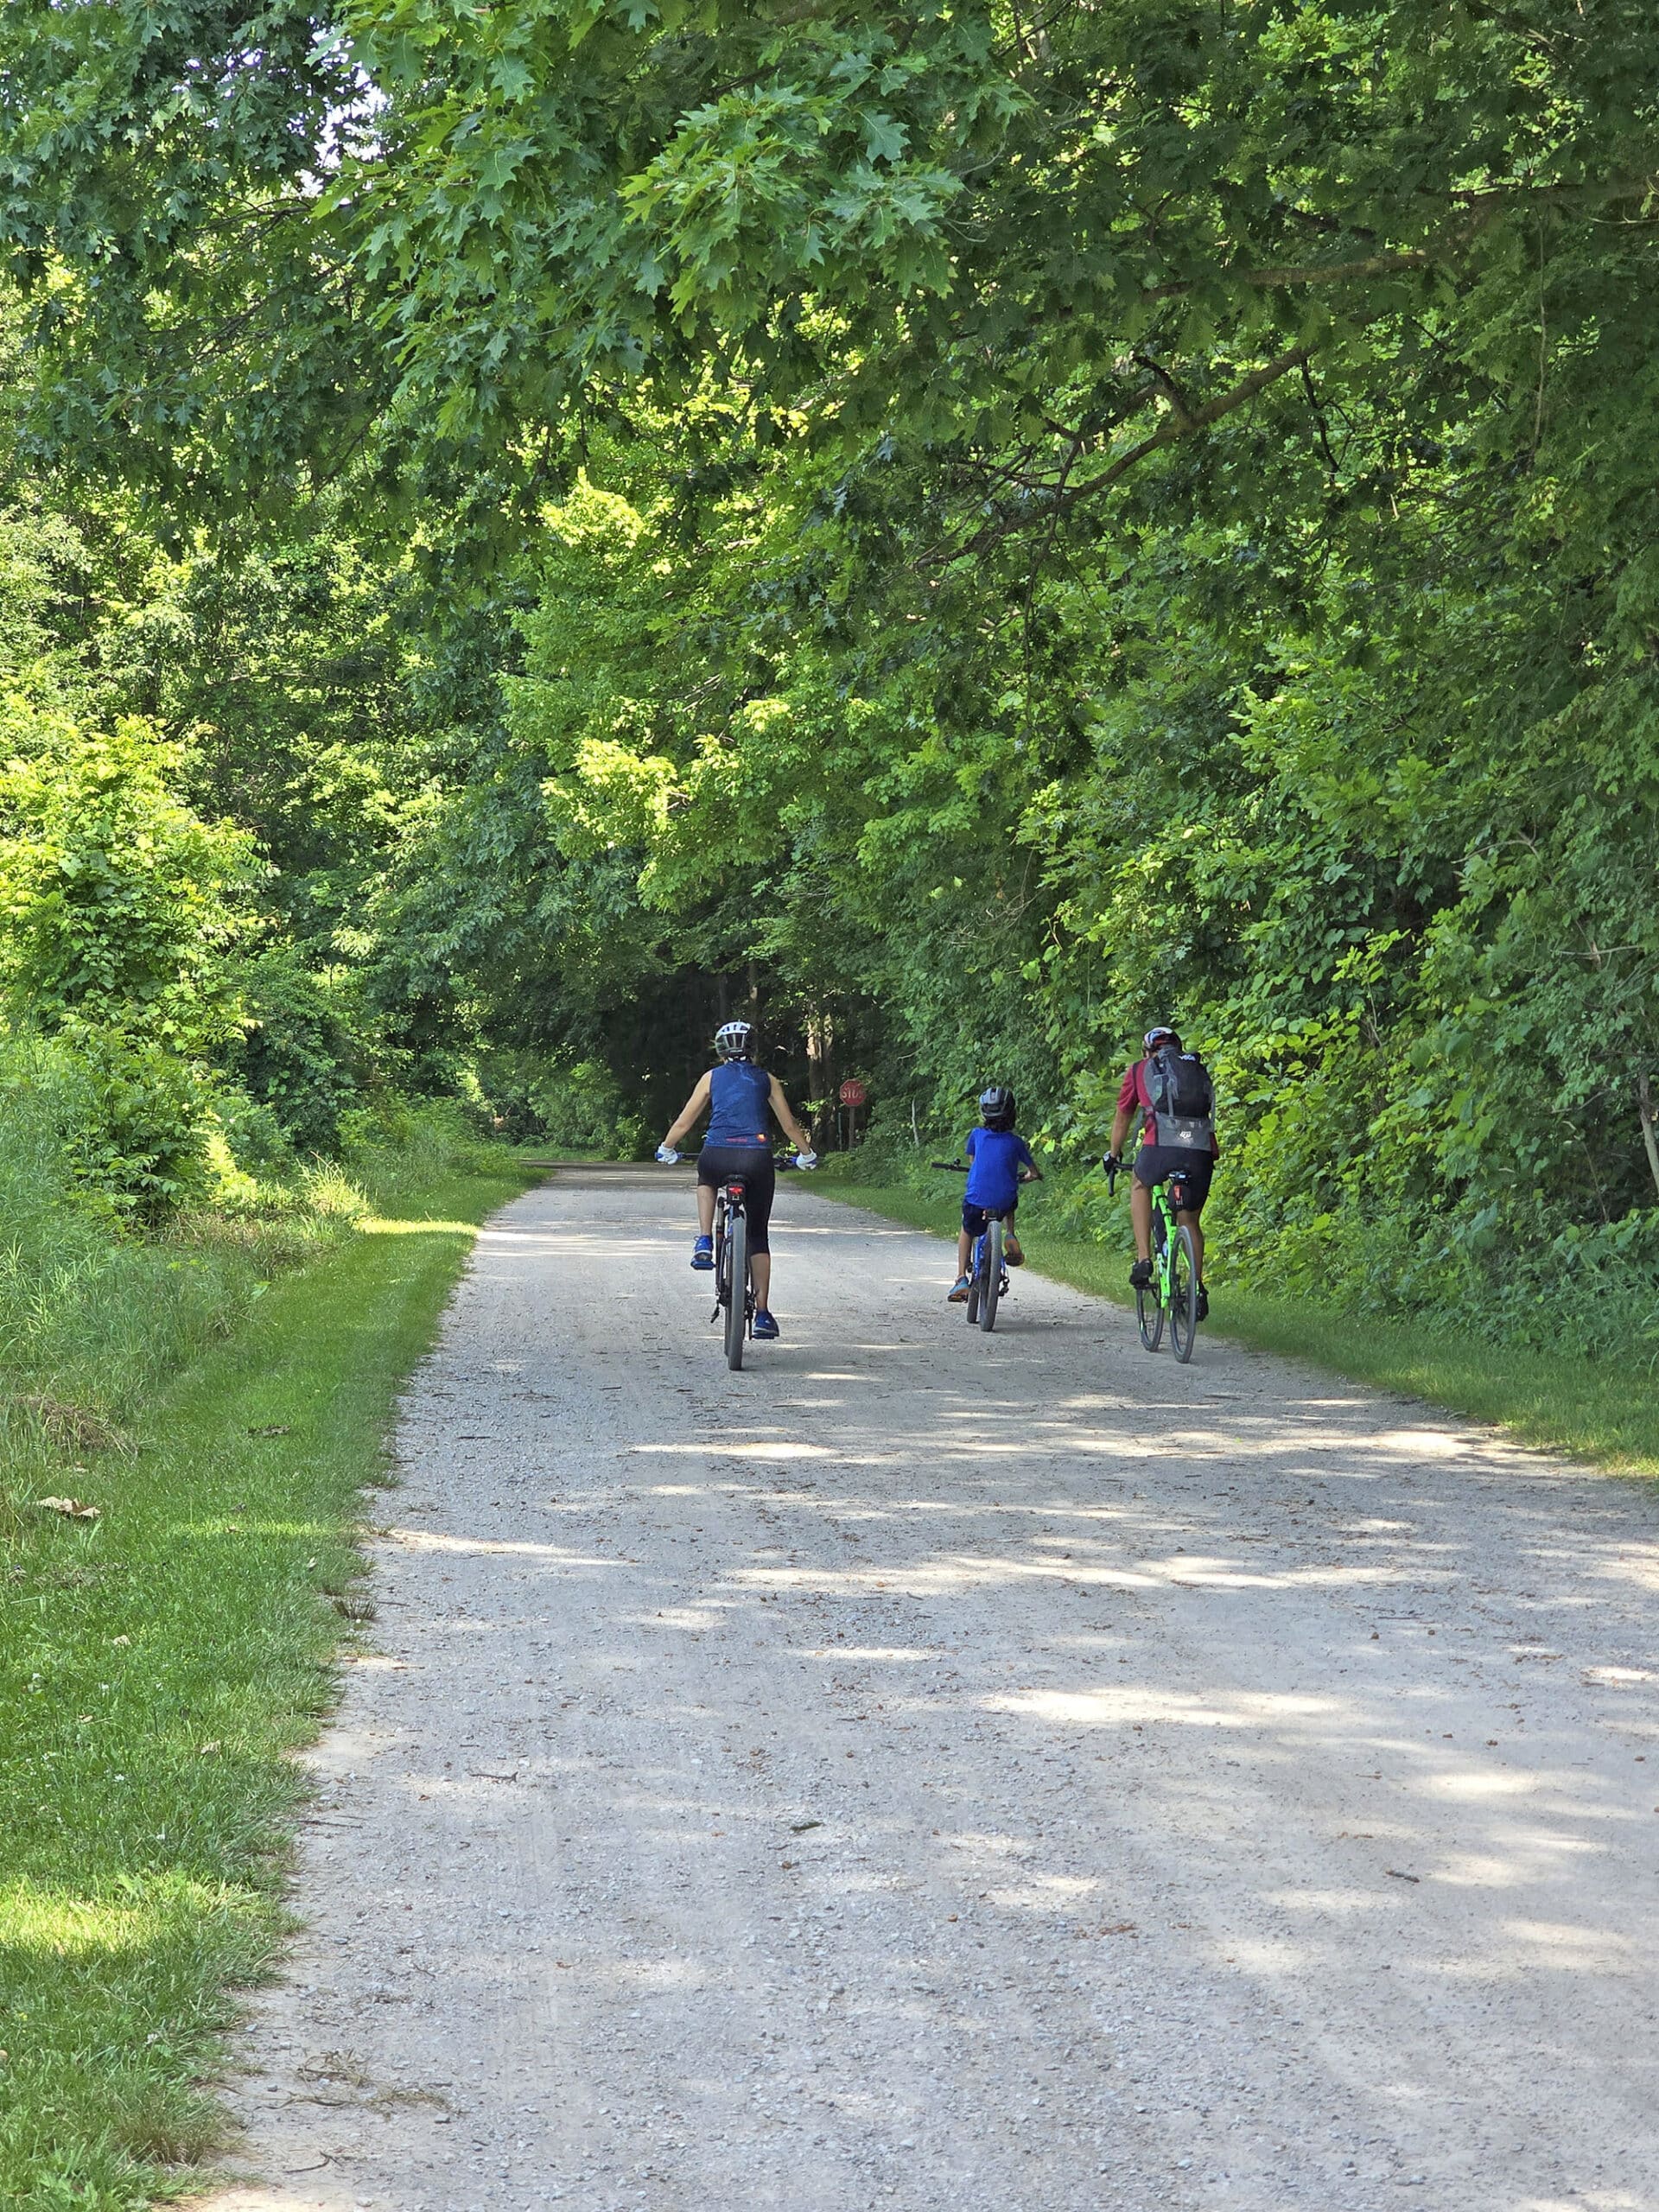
[
  {"xmin": 1104, "ymin": 1155, "xmax": 1202, "ymax": 1362},
  {"xmin": 931, "ymin": 1162, "xmax": 1009, "ymax": 1332}
]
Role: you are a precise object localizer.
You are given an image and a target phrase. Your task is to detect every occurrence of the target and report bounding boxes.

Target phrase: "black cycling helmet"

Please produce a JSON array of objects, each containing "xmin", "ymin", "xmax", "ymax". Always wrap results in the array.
[
  {"xmin": 1143, "ymin": 1025, "xmax": 1181, "ymax": 1052},
  {"xmin": 715, "ymin": 1020, "xmax": 753, "ymax": 1061},
  {"xmin": 978, "ymin": 1084, "xmax": 1016, "ymax": 1131}
]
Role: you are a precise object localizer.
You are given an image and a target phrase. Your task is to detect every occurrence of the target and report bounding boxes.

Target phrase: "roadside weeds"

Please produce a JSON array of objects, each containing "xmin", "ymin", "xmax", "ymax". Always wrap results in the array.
[{"xmin": 0, "ymin": 1155, "xmax": 540, "ymax": 2211}]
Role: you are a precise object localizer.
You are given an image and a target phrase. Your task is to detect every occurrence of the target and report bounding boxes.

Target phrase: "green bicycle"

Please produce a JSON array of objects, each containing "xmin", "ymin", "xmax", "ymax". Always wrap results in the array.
[{"xmin": 1105, "ymin": 1155, "xmax": 1201, "ymax": 1362}]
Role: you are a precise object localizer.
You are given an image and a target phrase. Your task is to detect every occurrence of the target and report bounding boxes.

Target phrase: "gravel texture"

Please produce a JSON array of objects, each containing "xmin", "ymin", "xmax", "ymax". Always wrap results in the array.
[{"xmin": 200, "ymin": 1166, "xmax": 1659, "ymax": 2212}]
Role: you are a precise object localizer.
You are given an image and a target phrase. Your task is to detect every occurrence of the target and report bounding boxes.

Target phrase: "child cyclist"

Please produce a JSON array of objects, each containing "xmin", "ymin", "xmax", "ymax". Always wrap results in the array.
[{"xmin": 948, "ymin": 1085, "xmax": 1042, "ymax": 1301}]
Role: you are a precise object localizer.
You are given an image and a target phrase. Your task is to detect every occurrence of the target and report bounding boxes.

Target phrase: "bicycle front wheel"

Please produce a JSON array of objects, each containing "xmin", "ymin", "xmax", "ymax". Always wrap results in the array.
[
  {"xmin": 1169, "ymin": 1223, "xmax": 1200, "ymax": 1363},
  {"xmin": 724, "ymin": 1210, "xmax": 748, "ymax": 1371},
  {"xmin": 979, "ymin": 1218, "xmax": 1002, "ymax": 1332}
]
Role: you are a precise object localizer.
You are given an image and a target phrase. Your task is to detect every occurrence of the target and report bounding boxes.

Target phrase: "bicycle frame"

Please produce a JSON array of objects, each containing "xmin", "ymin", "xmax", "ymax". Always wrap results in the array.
[
  {"xmin": 1148, "ymin": 1176, "xmax": 1181, "ymax": 1288},
  {"xmin": 931, "ymin": 1161, "xmax": 1013, "ymax": 1332},
  {"xmin": 1108, "ymin": 1154, "xmax": 1201, "ymax": 1361},
  {"xmin": 961, "ymin": 1211, "xmax": 1009, "ymax": 1331}
]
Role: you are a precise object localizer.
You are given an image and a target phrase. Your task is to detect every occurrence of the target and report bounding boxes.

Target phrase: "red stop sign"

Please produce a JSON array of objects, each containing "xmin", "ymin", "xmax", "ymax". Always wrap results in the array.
[{"xmin": 838, "ymin": 1078, "xmax": 868, "ymax": 1108}]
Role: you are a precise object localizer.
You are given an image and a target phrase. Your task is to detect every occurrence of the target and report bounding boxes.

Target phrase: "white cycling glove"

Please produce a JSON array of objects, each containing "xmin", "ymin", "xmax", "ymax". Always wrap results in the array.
[
  {"xmin": 794, "ymin": 1149, "xmax": 819, "ymax": 1170},
  {"xmin": 655, "ymin": 1144, "xmax": 680, "ymax": 1165}
]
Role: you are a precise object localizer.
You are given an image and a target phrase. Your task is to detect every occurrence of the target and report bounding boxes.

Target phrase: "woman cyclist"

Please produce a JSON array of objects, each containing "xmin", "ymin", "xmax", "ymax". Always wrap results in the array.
[{"xmin": 655, "ymin": 1021, "xmax": 817, "ymax": 1339}]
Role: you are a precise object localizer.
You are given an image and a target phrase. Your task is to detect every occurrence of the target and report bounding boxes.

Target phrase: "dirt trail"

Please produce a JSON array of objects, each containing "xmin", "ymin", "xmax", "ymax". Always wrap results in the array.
[{"xmin": 202, "ymin": 1166, "xmax": 1659, "ymax": 2212}]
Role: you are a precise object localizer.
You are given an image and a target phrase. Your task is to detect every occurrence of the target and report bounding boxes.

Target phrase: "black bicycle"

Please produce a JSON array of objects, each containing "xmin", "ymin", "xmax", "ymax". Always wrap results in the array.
[
  {"xmin": 710, "ymin": 1166, "xmax": 756, "ymax": 1370},
  {"xmin": 711, "ymin": 1153, "xmax": 803, "ymax": 1371},
  {"xmin": 932, "ymin": 1161, "xmax": 1009, "ymax": 1332}
]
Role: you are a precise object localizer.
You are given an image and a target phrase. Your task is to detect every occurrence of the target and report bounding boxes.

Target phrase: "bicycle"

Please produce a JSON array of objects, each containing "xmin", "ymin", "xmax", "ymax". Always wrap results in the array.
[
  {"xmin": 670, "ymin": 1150, "xmax": 808, "ymax": 1372},
  {"xmin": 710, "ymin": 1168, "xmax": 757, "ymax": 1370},
  {"xmin": 931, "ymin": 1161, "xmax": 1010, "ymax": 1333},
  {"xmin": 1104, "ymin": 1155, "xmax": 1201, "ymax": 1363}
]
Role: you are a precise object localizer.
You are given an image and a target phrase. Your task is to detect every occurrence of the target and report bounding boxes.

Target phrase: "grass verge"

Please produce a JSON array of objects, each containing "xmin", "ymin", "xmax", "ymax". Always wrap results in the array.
[
  {"xmin": 0, "ymin": 1151, "xmax": 540, "ymax": 2209},
  {"xmin": 814, "ymin": 1179, "xmax": 1659, "ymax": 1480}
]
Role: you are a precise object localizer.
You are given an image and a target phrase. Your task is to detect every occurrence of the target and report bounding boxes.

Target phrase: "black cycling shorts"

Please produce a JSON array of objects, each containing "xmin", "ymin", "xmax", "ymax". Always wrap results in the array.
[
  {"xmin": 1133, "ymin": 1144, "xmax": 1214, "ymax": 1213},
  {"xmin": 698, "ymin": 1145, "xmax": 776, "ymax": 1254},
  {"xmin": 962, "ymin": 1198, "xmax": 1016, "ymax": 1237}
]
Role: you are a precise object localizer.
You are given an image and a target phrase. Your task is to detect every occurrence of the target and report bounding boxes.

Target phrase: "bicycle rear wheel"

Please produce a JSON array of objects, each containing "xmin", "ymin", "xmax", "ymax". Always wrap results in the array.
[
  {"xmin": 1137, "ymin": 1219, "xmax": 1166, "ymax": 1352},
  {"xmin": 1169, "ymin": 1223, "xmax": 1200, "ymax": 1363},
  {"xmin": 979, "ymin": 1218, "xmax": 1002, "ymax": 1332},
  {"xmin": 724, "ymin": 1209, "xmax": 748, "ymax": 1370}
]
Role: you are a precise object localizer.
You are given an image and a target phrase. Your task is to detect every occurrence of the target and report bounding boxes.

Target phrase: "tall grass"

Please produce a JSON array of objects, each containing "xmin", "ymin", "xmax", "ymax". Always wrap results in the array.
[
  {"xmin": 0, "ymin": 1037, "xmax": 540, "ymax": 2206},
  {"xmin": 0, "ymin": 1037, "xmax": 499, "ymax": 1433}
]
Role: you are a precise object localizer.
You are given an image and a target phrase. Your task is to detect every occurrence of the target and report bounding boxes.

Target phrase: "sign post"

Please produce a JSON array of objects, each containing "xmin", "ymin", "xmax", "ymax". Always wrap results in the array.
[{"xmin": 837, "ymin": 1077, "xmax": 868, "ymax": 1150}]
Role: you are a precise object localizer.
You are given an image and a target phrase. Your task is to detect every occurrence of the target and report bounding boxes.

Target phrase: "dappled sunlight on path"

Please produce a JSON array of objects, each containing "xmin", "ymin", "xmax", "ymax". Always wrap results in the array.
[{"xmin": 203, "ymin": 1168, "xmax": 1659, "ymax": 2212}]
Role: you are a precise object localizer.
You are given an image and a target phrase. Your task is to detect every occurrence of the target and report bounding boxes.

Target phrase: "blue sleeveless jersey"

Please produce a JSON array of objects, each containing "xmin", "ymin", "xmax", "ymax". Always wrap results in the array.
[{"xmin": 705, "ymin": 1060, "xmax": 772, "ymax": 1147}]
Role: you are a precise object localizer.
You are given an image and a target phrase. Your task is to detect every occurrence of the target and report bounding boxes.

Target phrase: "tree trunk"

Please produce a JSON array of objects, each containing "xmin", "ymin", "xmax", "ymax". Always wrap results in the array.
[{"xmin": 805, "ymin": 1007, "xmax": 835, "ymax": 1147}]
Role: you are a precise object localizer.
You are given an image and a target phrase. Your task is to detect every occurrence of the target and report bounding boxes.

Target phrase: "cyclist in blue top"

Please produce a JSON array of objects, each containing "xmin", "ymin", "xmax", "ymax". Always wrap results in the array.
[
  {"xmin": 948, "ymin": 1085, "xmax": 1041, "ymax": 1301},
  {"xmin": 656, "ymin": 1021, "xmax": 817, "ymax": 1339}
]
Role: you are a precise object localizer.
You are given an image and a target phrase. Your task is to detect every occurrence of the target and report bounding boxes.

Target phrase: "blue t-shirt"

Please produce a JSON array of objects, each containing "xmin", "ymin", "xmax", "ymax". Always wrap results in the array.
[
  {"xmin": 963, "ymin": 1126, "xmax": 1034, "ymax": 1212},
  {"xmin": 705, "ymin": 1060, "xmax": 772, "ymax": 1148}
]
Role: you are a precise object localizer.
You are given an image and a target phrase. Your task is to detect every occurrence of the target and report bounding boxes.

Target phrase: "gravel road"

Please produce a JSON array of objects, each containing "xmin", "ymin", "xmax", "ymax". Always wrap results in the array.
[{"xmin": 201, "ymin": 1166, "xmax": 1659, "ymax": 2212}]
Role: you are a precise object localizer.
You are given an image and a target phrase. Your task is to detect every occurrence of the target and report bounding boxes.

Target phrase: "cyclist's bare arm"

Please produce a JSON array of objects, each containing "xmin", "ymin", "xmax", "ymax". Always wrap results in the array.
[
  {"xmin": 766, "ymin": 1075, "xmax": 812, "ymax": 1155},
  {"xmin": 1108, "ymin": 1105, "xmax": 1132, "ymax": 1160},
  {"xmin": 663, "ymin": 1073, "xmax": 712, "ymax": 1152}
]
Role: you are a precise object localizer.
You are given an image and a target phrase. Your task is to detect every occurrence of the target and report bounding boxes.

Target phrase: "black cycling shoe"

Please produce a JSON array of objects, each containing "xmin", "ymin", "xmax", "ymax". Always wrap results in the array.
[
  {"xmin": 1129, "ymin": 1258, "xmax": 1153, "ymax": 1290},
  {"xmin": 1195, "ymin": 1285, "xmax": 1209, "ymax": 1322}
]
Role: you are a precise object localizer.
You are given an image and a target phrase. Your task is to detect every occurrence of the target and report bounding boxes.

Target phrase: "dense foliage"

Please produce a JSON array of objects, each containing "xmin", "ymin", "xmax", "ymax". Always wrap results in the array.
[{"xmin": 2, "ymin": 1, "xmax": 1658, "ymax": 1346}]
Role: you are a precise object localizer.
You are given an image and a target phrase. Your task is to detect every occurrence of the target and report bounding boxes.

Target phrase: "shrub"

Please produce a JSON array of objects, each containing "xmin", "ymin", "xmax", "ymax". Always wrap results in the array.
[
  {"xmin": 0, "ymin": 1033, "xmax": 329, "ymax": 1418},
  {"xmin": 227, "ymin": 946, "xmax": 365, "ymax": 1155},
  {"xmin": 0, "ymin": 719, "xmax": 257, "ymax": 1215},
  {"xmin": 58, "ymin": 1021, "xmax": 214, "ymax": 1220}
]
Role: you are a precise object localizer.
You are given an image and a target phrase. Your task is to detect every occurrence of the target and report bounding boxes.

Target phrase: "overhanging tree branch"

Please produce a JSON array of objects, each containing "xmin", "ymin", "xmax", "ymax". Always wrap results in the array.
[
  {"xmin": 1052, "ymin": 341, "xmax": 1313, "ymax": 514},
  {"xmin": 1141, "ymin": 177, "xmax": 1658, "ymax": 304}
]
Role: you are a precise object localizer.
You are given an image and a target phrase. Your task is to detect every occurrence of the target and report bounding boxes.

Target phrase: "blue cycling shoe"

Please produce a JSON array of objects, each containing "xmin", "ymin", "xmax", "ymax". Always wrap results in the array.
[
  {"xmin": 690, "ymin": 1235, "xmax": 714, "ymax": 1271},
  {"xmin": 752, "ymin": 1309, "xmax": 780, "ymax": 1340}
]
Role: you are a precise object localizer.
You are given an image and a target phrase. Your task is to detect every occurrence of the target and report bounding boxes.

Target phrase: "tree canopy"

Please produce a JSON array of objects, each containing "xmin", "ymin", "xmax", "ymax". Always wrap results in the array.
[{"xmin": 2, "ymin": 0, "xmax": 1658, "ymax": 1339}]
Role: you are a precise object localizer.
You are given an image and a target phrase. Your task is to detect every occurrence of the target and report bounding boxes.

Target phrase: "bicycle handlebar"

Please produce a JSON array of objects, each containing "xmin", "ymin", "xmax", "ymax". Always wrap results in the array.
[{"xmin": 658, "ymin": 1147, "xmax": 815, "ymax": 1169}]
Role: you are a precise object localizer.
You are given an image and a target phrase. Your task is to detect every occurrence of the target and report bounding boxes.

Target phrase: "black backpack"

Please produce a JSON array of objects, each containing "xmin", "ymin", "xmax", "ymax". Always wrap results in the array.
[{"xmin": 1146, "ymin": 1046, "xmax": 1214, "ymax": 1141}]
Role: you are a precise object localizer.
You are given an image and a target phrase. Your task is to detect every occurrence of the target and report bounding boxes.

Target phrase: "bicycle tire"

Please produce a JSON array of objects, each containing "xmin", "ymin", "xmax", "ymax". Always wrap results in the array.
[
  {"xmin": 1170, "ymin": 1223, "xmax": 1200, "ymax": 1363},
  {"xmin": 724, "ymin": 1208, "xmax": 748, "ymax": 1371},
  {"xmin": 1138, "ymin": 1218, "xmax": 1166, "ymax": 1351},
  {"xmin": 979, "ymin": 1217, "xmax": 1002, "ymax": 1332},
  {"xmin": 963, "ymin": 1230, "xmax": 982, "ymax": 1323}
]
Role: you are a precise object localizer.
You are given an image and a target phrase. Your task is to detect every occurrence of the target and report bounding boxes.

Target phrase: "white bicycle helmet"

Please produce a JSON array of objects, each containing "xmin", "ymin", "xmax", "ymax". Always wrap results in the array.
[{"xmin": 715, "ymin": 1020, "xmax": 753, "ymax": 1061}]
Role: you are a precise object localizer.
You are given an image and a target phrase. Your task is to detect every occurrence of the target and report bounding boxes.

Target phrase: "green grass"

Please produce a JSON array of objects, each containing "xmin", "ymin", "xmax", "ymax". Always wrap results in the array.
[
  {"xmin": 816, "ymin": 1179, "xmax": 1659, "ymax": 1481},
  {"xmin": 0, "ymin": 1151, "xmax": 540, "ymax": 2209}
]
